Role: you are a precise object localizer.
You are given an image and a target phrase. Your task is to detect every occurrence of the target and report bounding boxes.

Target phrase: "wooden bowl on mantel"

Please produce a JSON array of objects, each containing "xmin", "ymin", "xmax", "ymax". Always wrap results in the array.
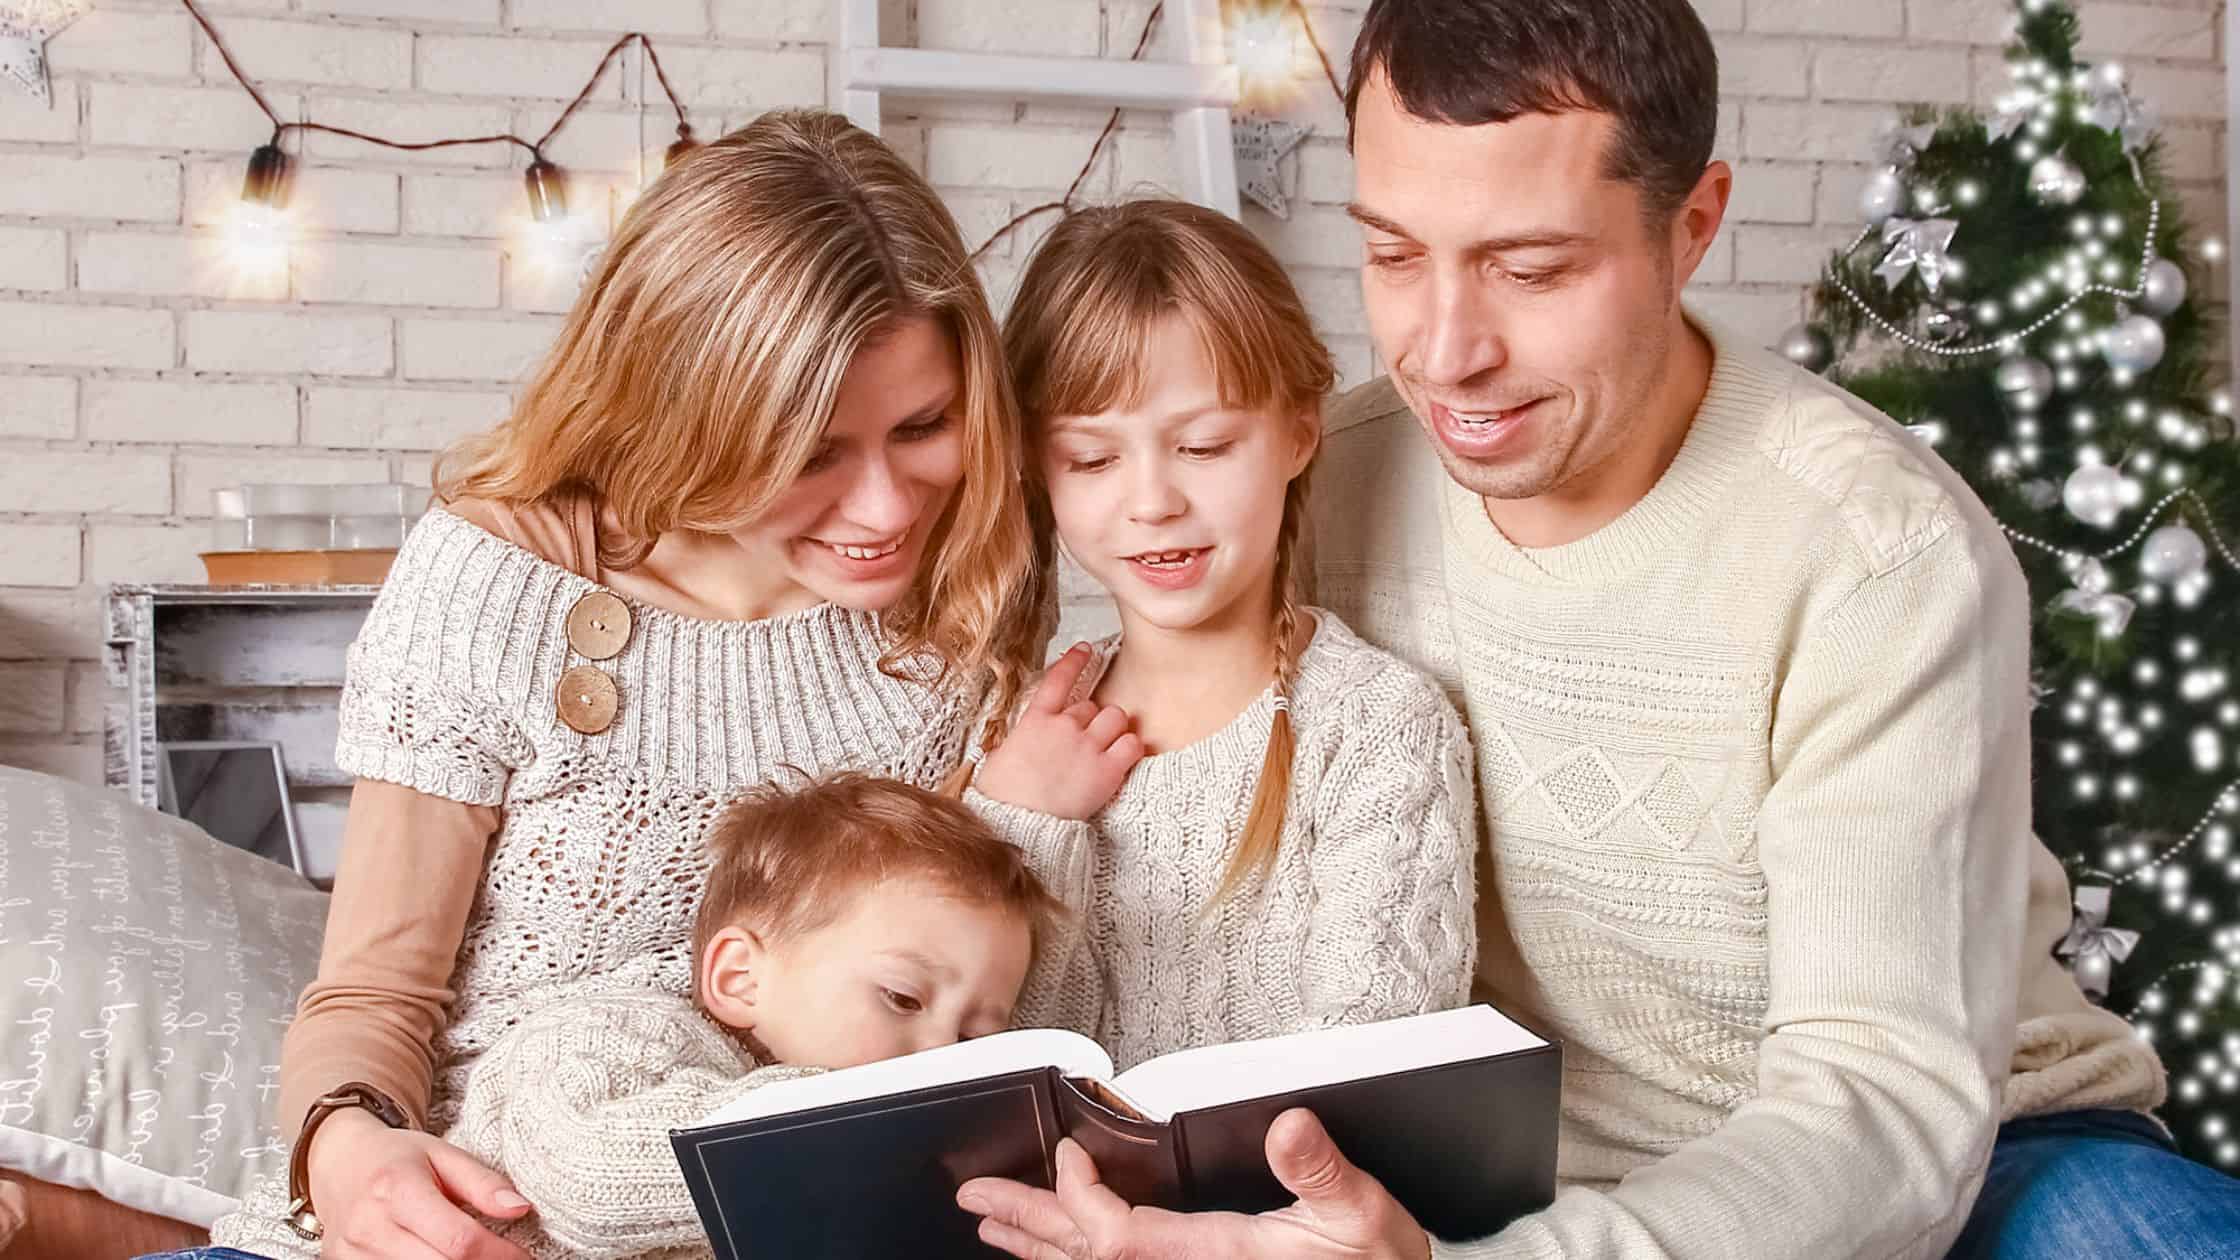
[{"xmin": 198, "ymin": 549, "xmax": 398, "ymax": 586}]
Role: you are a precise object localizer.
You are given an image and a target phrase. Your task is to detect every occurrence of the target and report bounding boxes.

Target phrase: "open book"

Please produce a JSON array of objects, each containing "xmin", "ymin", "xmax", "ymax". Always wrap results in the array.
[{"xmin": 672, "ymin": 1005, "xmax": 1559, "ymax": 1259}]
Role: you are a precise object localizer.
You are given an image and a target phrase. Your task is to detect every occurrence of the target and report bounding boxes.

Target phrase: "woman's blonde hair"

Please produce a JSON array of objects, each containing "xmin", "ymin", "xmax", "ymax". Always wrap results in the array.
[
  {"xmin": 1002, "ymin": 200, "xmax": 1336, "ymax": 902},
  {"xmin": 438, "ymin": 109, "xmax": 1039, "ymax": 711}
]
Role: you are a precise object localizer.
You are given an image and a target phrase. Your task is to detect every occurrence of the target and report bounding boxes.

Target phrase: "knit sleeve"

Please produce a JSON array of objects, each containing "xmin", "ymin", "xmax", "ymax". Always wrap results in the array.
[
  {"xmin": 334, "ymin": 517, "xmax": 535, "ymax": 805},
  {"xmin": 448, "ymin": 991, "xmax": 818, "ymax": 1260},
  {"xmin": 1298, "ymin": 676, "xmax": 1478, "ymax": 1027},
  {"xmin": 963, "ymin": 786, "xmax": 1104, "ymax": 1037},
  {"xmin": 1435, "ymin": 529, "xmax": 2031, "ymax": 1260}
]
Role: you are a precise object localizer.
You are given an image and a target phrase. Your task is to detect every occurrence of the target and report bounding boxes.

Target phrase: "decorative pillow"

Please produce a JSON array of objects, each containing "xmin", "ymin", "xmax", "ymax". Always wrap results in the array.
[{"xmin": 0, "ymin": 766, "xmax": 329, "ymax": 1227}]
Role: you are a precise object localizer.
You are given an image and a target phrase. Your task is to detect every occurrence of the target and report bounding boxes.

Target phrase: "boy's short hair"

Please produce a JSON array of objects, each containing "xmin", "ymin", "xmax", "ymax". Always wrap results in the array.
[{"xmin": 691, "ymin": 771, "xmax": 1064, "ymax": 969}]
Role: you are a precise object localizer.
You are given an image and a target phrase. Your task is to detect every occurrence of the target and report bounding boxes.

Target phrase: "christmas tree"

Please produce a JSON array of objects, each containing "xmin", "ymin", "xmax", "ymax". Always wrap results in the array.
[{"xmin": 1794, "ymin": 0, "xmax": 2238, "ymax": 1166}]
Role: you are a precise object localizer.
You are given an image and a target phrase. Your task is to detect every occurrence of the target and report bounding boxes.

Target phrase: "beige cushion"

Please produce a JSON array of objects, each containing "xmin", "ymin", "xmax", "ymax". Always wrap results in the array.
[{"xmin": 0, "ymin": 767, "xmax": 329, "ymax": 1227}]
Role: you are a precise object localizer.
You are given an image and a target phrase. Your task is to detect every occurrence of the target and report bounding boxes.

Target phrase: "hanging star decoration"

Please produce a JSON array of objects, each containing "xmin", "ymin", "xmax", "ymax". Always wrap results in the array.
[
  {"xmin": 1873, "ymin": 216, "xmax": 1960, "ymax": 294},
  {"xmin": 1232, "ymin": 114, "xmax": 1309, "ymax": 218},
  {"xmin": 0, "ymin": 0, "xmax": 88, "ymax": 106}
]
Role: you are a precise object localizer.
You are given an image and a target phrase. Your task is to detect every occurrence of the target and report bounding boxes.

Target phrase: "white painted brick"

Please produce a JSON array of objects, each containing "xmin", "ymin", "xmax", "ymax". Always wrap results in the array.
[
  {"xmin": 1742, "ymin": 100, "xmax": 1888, "ymax": 162},
  {"xmin": 1103, "ymin": 0, "xmax": 1164, "ymax": 57},
  {"xmin": 933, "ymin": 191, "xmax": 1022, "ymax": 260},
  {"xmin": 654, "ymin": 46, "xmax": 826, "ymax": 111},
  {"xmin": 1291, "ymin": 268, "xmax": 1367, "ymax": 336},
  {"xmin": 919, "ymin": 0, "xmax": 1100, "ymax": 56},
  {"xmin": 504, "ymin": 252, "xmax": 588, "ymax": 314},
  {"xmin": 185, "ymin": 161, "xmax": 401, "ymax": 234},
  {"xmin": 1905, "ymin": 0, "xmax": 2011, "ymax": 45},
  {"xmin": 0, "ymin": 741, "xmax": 104, "ymax": 786},
  {"xmin": 0, "ymin": 227, "xmax": 66, "ymax": 292},
  {"xmin": 86, "ymin": 522, "xmax": 205, "ymax": 585},
  {"xmin": 1815, "ymin": 44, "xmax": 1973, "ymax": 104},
  {"xmin": 2079, "ymin": 5, "xmax": 2218, "ymax": 61},
  {"xmin": 0, "ymin": 302, "xmax": 173, "ymax": 370},
  {"xmin": 0, "ymin": 664, "xmax": 66, "ymax": 734},
  {"xmin": 400, "ymin": 316, "xmax": 560, "ymax": 382},
  {"xmin": 513, "ymin": 0, "xmax": 705, "ymax": 35},
  {"xmin": 185, "ymin": 310, "xmax": 392, "ymax": 376},
  {"xmin": 1728, "ymin": 161, "xmax": 1817, "ymax": 224},
  {"xmin": 1816, "ymin": 164, "xmax": 1879, "ymax": 223},
  {"xmin": 417, "ymin": 35, "xmax": 630, "ymax": 100},
  {"xmin": 0, "ymin": 590, "xmax": 92, "ymax": 657},
  {"xmin": 66, "ymin": 662, "xmax": 104, "ymax": 735},
  {"xmin": 44, "ymin": 7, "xmax": 194, "ymax": 77},
  {"xmin": 0, "ymin": 154, "xmax": 179, "ymax": 223},
  {"xmin": 302, "ymin": 0, "xmax": 503, "ymax": 23},
  {"xmin": 927, "ymin": 124, "xmax": 1108, "ymax": 189},
  {"xmin": 1733, "ymin": 224, "xmax": 1838, "ymax": 285},
  {"xmin": 402, "ymin": 171, "xmax": 524, "ymax": 237},
  {"xmin": 1747, "ymin": 0, "xmax": 1901, "ymax": 38},
  {"xmin": 1686, "ymin": 288, "xmax": 1803, "ymax": 344},
  {"xmin": 393, "ymin": 456, "xmax": 438, "ymax": 491},
  {"xmin": 1717, "ymin": 37, "xmax": 1812, "ymax": 98},
  {"xmin": 713, "ymin": 0, "xmax": 825, "ymax": 41},
  {"xmin": 1326, "ymin": 336, "xmax": 1376, "ymax": 393},
  {"xmin": 193, "ymin": 18, "xmax": 413, "ymax": 90},
  {"xmin": 1692, "ymin": 0, "xmax": 1746, "ymax": 33},
  {"xmin": 84, "ymin": 379, "xmax": 298, "ymax": 446},
  {"xmin": 0, "ymin": 375, "xmax": 74, "ymax": 439},
  {"xmin": 1716, "ymin": 101, "xmax": 1742, "ymax": 159},
  {"xmin": 1114, "ymin": 129, "xmax": 1176, "ymax": 199},
  {"xmin": 2128, "ymin": 63, "xmax": 2226, "ymax": 122},
  {"xmin": 1247, "ymin": 204, "xmax": 1363, "ymax": 270},
  {"xmin": 0, "ymin": 79, "xmax": 78, "ymax": 143},
  {"xmin": 178, "ymin": 454, "xmax": 390, "ymax": 516},
  {"xmin": 0, "ymin": 525, "xmax": 81, "ymax": 587},
  {"xmin": 1298, "ymin": 142, "xmax": 1352, "ymax": 206},
  {"xmin": 532, "ymin": 107, "xmax": 658, "ymax": 174},
  {"xmin": 302, "ymin": 97, "xmax": 517, "ymax": 167},
  {"xmin": 1966, "ymin": 47, "xmax": 2011, "ymax": 109},
  {"xmin": 2155, "ymin": 125, "xmax": 2221, "ymax": 183},
  {"xmin": 303, "ymin": 386, "xmax": 505, "ymax": 450},
  {"xmin": 297, "ymin": 241, "xmax": 502, "ymax": 309},
  {"xmin": 0, "ymin": 451, "xmax": 170, "ymax": 514},
  {"xmin": 87, "ymin": 82, "xmax": 303, "ymax": 151},
  {"xmin": 76, "ymin": 231, "xmax": 288, "ymax": 301}
]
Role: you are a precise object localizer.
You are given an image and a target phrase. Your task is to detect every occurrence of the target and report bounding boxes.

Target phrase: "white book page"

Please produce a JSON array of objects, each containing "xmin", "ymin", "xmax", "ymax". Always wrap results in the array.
[
  {"xmin": 1111, "ymin": 1006, "xmax": 1544, "ymax": 1119},
  {"xmin": 695, "ymin": 1027, "xmax": 1114, "ymax": 1127}
]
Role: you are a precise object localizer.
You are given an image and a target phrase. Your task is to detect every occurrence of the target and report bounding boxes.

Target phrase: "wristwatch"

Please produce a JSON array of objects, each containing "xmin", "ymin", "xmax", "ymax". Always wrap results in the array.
[{"xmin": 285, "ymin": 1081, "xmax": 412, "ymax": 1241}]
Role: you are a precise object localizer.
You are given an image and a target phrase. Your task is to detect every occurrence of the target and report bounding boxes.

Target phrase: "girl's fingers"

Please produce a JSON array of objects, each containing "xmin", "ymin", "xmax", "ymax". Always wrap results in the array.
[
  {"xmin": 1084, "ymin": 705, "xmax": 1133, "ymax": 749},
  {"xmin": 1060, "ymin": 700, "xmax": 1100, "ymax": 728},
  {"xmin": 1030, "ymin": 645, "xmax": 1093, "ymax": 715},
  {"xmin": 1104, "ymin": 733, "xmax": 1144, "ymax": 769}
]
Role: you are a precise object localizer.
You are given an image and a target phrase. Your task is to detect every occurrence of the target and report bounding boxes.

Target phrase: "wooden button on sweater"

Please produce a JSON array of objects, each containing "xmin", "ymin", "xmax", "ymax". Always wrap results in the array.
[
  {"xmin": 565, "ymin": 591, "xmax": 632, "ymax": 660},
  {"xmin": 556, "ymin": 665, "xmax": 619, "ymax": 734}
]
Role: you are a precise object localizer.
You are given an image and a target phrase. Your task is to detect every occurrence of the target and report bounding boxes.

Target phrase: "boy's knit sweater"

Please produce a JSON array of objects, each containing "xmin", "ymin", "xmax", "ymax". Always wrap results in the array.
[
  {"xmin": 1309, "ymin": 310, "xmax": 2165, "ymax": 1259},
  {"xmin": 970, "ymin": 611, "xmax": 1480, "ymax": 1071}
]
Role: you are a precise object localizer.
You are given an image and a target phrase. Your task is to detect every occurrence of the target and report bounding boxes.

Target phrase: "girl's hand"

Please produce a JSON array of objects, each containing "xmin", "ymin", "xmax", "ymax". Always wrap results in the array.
[
  {"xmin": 977, "ymin": 645, "xmax": 1143, "ymax": 821},
  {"xmin": 305, "ymin": 1107, "xmax": 534, "ymax": 1260}
]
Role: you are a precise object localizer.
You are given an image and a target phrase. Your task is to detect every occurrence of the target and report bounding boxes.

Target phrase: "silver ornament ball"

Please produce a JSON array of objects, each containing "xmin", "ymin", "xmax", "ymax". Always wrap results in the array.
[
  {"xmin": 1776, "ymin": 323, "xmax": 1834, "ymax": 373},
  {"xmin": 1995, "ymin": 355, "xmax": 2054, "ymax": 411},
  {"xmin": 2063, "ymin": 463, "xmax": 2126, "ymax": 528},
  {"xmin": 2141, "ymin": 258, "xmax": 2188, "ymax": 316},
  {"xmin": 1860, "ymin": 168, "xmax": 1907, "ymax": 225},
  {"xmin": 2103, "ymin": 315, "xmax": 2167, "ymax": 374},
  {"xmin": 2029, "ymin": 154, "xmax": 2087, "ymax": 207},
  {"xmin": 2141, "ymin": 524, "xmax": 2209, "ymax": 583}
]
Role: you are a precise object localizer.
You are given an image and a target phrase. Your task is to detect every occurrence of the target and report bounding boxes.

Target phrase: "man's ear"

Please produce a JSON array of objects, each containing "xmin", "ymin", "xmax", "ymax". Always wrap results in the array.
[
  {"xmin": 700, "ymin": 924, "xmax": 766, "ymax": 1032},
  {"xmin": 1670, "ymin": 160, "xmax": 1733, "ymax": 290}
]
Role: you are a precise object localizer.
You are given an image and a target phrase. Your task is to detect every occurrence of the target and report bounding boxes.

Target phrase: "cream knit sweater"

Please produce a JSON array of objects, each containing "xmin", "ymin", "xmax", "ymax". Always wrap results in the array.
[
  {"xmin": 969, "ymin": 612, "xmax": 1479, "ymax": 1071},
  {"xmin": 216, "ymin": 987, "xmax": 817, "ymax": 1260},
  {"xmin": 1310, "ymin": 311, "xmax": 2165, "ymax": 1260}
]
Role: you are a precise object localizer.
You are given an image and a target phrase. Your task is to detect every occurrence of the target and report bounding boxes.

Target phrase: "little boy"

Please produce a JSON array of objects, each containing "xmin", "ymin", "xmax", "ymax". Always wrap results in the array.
[{"xmin": 212, "ymin": 773, "xmax": 1061, "ymax": 1260}]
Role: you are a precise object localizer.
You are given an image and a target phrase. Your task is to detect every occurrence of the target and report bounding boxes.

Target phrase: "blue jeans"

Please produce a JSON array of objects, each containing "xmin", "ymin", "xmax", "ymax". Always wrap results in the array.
[{"xmin": 1948, "ymin": 1108, "xmax": 2240, "ymax": 1258}]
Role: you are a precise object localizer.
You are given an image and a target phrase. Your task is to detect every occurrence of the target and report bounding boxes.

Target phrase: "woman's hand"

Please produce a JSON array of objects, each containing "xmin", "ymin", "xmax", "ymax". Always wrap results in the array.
[
  {"xmin": 976, "ymin": 645, "xmax": 1143, "ymax": 821},
  {"xmin": 305, "ymin": 1108, "xmax": 535, "ymax": 1260}
]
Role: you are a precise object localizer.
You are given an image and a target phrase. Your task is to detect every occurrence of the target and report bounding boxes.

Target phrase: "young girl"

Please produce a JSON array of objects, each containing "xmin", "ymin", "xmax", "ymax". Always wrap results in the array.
[{"xmin": 969, "ymin": 200, "xmax": 1479, "ymax": 1069}]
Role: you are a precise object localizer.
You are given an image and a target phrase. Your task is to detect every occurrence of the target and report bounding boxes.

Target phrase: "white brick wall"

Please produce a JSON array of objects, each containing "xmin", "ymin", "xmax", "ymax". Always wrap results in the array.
[{"xmin": 0, "ymin": 0, "xmax": 2227, "ymax": 781}]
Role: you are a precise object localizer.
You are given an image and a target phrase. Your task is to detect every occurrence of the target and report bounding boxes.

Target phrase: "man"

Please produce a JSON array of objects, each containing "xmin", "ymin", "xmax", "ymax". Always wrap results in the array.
[{"xmin": 960, "ymin": 1, "xmax": 2240, "ymax": 1256}]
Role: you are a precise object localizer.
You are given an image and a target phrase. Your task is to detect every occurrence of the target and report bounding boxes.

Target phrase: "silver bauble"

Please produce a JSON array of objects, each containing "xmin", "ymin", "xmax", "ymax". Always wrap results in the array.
[
  {"xmin": 2140, "ymin": 258, "xmax": 2188, "ymax": 315},
  {"xmin": 2140, "ymin": 524, "xmax": 2209, "ymax": 582},
  {"xmin": 2029, "ymin": 154, "xmax": 2087, "ymax": 206},
  {"xmin": 1776, "ymin": 323, "xmax": 1834, "ymax": 373},
  {"xmin": 1995, "ymin": 355, "xmax": 2054, "ymax": 412},
  {"xmin": 2103, "ymin": 315, "xmax": 2167, "ymax": 374},
  {"xmin": 2063, "ymin": 463, "xmax": 2126, "ymax": 528},
  {"xmin": 1921, "ymin": 304, "xmax": 1970, "ymax": 346},
  {"xmin": 1860, "ymin": 168, "xmax": 1907, "ymax": 225}
]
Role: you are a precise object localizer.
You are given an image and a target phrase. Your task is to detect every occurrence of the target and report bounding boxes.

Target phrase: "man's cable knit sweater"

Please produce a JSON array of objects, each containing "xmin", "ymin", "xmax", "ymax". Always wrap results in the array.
[{"xmin": 1309, "ymin": 309, "xmax": 2165, "ymax": 1260}]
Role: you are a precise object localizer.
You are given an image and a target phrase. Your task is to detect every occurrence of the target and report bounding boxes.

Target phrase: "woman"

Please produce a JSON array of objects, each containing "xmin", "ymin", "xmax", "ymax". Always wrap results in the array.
[{"xmin": 150, "ymin": 109, "xmax": 1039, "ymax": 1260}]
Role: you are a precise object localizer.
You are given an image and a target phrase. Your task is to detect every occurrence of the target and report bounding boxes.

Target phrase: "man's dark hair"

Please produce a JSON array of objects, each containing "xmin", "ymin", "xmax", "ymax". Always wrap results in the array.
[{"xmin": 1345, "ymin": 0, "xmax": 1720, "ymax": 222}]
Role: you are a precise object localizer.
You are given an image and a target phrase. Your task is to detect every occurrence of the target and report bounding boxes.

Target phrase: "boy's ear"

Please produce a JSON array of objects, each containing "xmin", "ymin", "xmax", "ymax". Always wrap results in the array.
[{"xmin": 699, "ymin": 924, "xmax": 765, "ymax": 1031}]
